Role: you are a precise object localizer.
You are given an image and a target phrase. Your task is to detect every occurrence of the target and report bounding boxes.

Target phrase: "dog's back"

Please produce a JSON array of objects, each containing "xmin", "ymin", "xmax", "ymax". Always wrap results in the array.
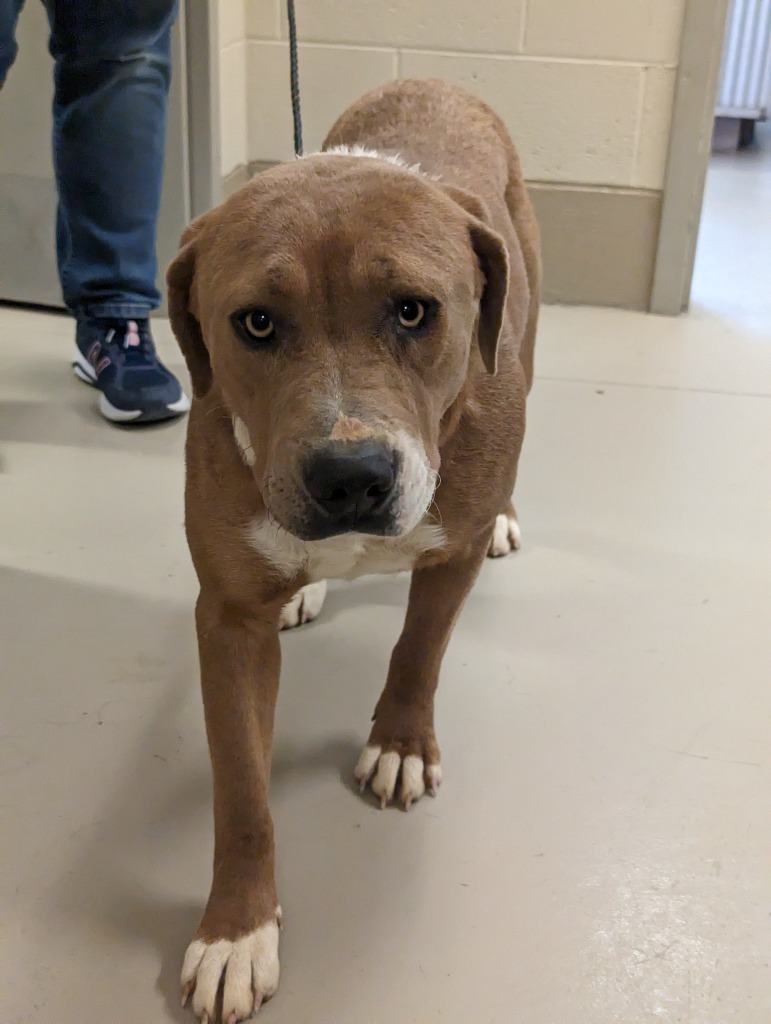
[{"xmin": 324, "ymin": 79, "xmax": 540, "ymax": 389}]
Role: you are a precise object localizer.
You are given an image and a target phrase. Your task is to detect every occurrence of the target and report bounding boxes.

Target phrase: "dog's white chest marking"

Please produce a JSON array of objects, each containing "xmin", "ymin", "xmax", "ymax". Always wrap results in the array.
[{"xmin": 247, "ymin": 517, "xmax": 446, "ymax": 582}]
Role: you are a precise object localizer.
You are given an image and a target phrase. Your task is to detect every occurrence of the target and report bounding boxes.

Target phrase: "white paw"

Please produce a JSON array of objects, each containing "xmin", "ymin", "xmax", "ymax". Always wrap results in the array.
[
  {"xmin": 279, "ymin": 580, "xmax": 327, "ymax": 630},
  {"xmin": 181, "ymin": 919, "xmax": 280, "ymax": 1022},
  {"xmin": 488, "ymin": 512, "xmax": 522, "ymax": 558},
  {"xmin": 354, "ymin": 744, "xmax": 442, "ymax": 810}
]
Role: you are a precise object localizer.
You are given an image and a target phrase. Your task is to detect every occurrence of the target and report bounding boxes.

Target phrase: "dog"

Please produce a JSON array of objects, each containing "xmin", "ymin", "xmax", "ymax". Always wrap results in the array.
[{"xmin": 167, "ymin": 78, "xmax": 540, "ymax": 1022}]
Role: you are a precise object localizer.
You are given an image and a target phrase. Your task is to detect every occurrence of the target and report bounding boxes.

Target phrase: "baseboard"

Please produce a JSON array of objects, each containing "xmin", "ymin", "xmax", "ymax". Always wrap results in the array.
[
  {"xmin": 222, "ymin": 164, "xmax": 252, "ymax": 198},
  {"xmin": 221, "ymin": 165, "xmax": 661, "ymax": 311},
  {"xmin": 529, "ymin": 183, "xmax": 662, "ymax": 311}
]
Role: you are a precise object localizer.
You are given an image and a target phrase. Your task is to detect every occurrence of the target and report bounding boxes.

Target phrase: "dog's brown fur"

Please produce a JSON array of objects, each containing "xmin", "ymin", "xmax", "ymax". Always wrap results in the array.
[{"xmin": 168, "ymin": 79, "xmax": 540, "ymax": 1021}]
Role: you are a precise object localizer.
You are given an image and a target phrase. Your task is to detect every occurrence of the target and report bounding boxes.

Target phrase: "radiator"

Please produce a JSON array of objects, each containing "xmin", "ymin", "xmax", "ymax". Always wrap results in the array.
[{"xmin": 716, "ymin": 0, "xmax": 771, "ymax": 119}]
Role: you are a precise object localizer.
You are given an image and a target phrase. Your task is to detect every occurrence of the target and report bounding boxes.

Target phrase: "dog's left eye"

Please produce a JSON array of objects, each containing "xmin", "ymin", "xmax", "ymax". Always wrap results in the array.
[
  {"xmin": 397, "ymin": 299, "xmax": 427, "ymax": 329},
  {"xmin": 236, "ymin": 309, "xmax": 276, "ymax": 344}
]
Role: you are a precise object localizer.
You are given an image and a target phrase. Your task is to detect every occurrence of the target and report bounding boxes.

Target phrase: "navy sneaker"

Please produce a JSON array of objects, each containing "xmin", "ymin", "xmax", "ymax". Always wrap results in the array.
[{"xmin": 72, "ymin": 317, "xmax": 190, "ymax": 424}]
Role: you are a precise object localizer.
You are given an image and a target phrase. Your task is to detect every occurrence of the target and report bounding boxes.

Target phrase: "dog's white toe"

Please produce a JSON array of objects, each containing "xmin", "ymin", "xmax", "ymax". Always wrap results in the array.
[
  {"xmin": 488, "ymin": 512, "xmax": 522, "ymax": 557},
  {"xmin": 181, "ymin": 921, "xmax": 280, "ymax": 1022},
  {"xmin": 279, "ymin": 580, "xmax": 327, "ymax": 630},
  {"xmin": 354, "ymin": 745, "xmax": 441, "ymax": 809}
]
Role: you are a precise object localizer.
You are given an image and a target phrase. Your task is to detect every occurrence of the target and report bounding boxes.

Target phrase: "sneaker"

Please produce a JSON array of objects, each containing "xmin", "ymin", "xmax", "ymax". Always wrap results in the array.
[{"xmin": 72, "ymin": 317, "xmax": 190, "ymax": 424}]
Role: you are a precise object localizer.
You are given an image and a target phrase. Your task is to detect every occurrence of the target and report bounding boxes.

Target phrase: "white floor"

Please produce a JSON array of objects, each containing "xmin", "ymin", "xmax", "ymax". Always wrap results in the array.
[{"xmin": 1, "ymin": 142, "xmax": 770, "ymax": 1023}]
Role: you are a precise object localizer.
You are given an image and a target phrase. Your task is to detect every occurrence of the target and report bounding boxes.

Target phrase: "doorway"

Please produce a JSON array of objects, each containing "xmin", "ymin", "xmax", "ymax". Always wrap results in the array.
[
  {"xmin": 690, "ymin": 1, "xmax": 771, "ymax": 330},
  {"xmin": 690, "ymin": 120, "xmax": 771, "ymax": 329},
  {"xmin": 651, "ymin": 0, "xmax": 771, "ymax": 316}
]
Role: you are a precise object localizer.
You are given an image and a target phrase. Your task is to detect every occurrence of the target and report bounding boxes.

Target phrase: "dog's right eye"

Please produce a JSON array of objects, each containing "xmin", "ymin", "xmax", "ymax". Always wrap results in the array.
[{"xmin": 235, "ymin": 310, "xmax": 276, "ymax": 344}]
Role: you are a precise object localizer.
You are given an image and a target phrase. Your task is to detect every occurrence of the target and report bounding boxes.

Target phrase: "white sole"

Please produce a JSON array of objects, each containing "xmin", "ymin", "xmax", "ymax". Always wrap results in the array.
[
  {"xmin": 72, "ymin": 347, "xmax": 190, "ymax": 423},
  {"xmin": 165, "ymin": 393, "xmax": 192, "ymax": 414},
  {"xmin": 98, "ymin": 395, "xmax": 143, "ymax": 422},
  {"xmin": 72, "ymin": 350, "xmax": 98, "ymax": 387}
]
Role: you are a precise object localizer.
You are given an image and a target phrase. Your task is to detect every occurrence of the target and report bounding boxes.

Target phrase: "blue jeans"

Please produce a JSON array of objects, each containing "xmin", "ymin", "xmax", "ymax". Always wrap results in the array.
[{"xmin": 0, "ymin": 0, "xmax": 176, "ymax": 318}]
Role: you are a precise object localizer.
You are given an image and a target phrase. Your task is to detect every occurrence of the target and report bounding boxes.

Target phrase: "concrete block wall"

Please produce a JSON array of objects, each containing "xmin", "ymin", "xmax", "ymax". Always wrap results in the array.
[{"xmin": 218, "ymin": 0, "xmax": 688, "ymax": 309}]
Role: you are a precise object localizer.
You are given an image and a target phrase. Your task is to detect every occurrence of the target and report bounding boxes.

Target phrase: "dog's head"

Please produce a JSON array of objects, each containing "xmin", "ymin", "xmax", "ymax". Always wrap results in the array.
[{"xmin": 168, "ymin": 156, "xmax": 524, "ymax": 542}]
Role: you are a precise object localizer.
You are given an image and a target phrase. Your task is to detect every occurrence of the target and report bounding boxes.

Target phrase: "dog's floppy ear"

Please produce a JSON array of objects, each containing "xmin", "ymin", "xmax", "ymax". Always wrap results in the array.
[
  {"xmin": 166, "ymin": 218, "xmax": 212, "ymax": 398},
  {"xmin": 440, "ymin": 184, "xmax": 512, "ymax": 376}
]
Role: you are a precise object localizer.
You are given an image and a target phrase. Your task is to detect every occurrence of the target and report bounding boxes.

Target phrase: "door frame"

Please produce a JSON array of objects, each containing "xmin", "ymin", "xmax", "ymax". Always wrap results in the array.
[
  {"xmin": 182, "ymin": 0, "xmax": 221, "ymax": 219},
  {"xmin": 136, "ymin": 0, "xmax": 221, "ymax": 315},
  {"xmin": 650, "ymin": 0, "xmax": 731, "ymax": 315}
]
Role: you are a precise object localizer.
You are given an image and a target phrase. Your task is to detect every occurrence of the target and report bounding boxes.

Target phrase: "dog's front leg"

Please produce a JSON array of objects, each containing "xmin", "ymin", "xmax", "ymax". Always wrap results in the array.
[
  {"xmin": 355, "ymin": 534, "xmax": 489, "ymax": 809},
  {"xmin": 181, "ymin": 592, "xmax": 282, "ymax": 1023}
]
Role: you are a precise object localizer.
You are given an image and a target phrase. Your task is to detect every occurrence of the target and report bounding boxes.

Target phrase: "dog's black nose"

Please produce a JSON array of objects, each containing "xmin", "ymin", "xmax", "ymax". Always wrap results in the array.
[{"xmin": 304, "ymin": 441, "xmax": 397, "ymax": 524}]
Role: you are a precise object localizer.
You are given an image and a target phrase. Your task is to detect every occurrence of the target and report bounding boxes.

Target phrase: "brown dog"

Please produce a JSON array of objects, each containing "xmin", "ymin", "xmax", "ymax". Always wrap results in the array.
[{"xmin": 167, "ymin": 78, "xmax": 540, "ymax": 1022}]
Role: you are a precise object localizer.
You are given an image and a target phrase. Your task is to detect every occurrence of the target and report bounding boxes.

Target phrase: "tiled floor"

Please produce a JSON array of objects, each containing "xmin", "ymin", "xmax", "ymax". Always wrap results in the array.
[{"xmin": 2, "ymin": 144, "xmax": 770, "ymax": 1023}]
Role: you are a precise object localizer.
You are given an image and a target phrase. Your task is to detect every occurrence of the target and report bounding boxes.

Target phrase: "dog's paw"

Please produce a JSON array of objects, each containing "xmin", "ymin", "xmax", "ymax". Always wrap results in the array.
[
  {"xmin": 487, "ymin": 511, "xmax": 522, "ymax": 558},
  {"xmin": 354, "ymin": 744, "xmax": 442, "ymax": 810},
  {"xmin": 181, "ymin": 917, "xmax": 280, "ymax": 1023},
  {"xmin": 279, "ymin": 581, "xmax": 327, "ymax": 630}
]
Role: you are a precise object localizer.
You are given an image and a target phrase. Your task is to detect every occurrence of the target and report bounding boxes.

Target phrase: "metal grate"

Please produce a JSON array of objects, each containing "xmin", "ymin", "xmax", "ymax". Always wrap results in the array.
[{"xmin": 716, "ymin": 0, "xmax": 771, "ymax": 118}]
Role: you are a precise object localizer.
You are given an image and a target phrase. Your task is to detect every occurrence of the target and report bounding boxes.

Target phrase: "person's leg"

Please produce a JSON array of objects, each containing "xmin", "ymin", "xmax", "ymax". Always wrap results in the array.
[
  {"xmin": 46, "ymin": 0, "xmax": 175, "ymax": 316},
  {"xmin": 0, "ymin": 0, "xmax": 24, "ymax": 87},
  {"xmin": 45, "ymin": 0, "xmax": 189, "ymax": 423}
]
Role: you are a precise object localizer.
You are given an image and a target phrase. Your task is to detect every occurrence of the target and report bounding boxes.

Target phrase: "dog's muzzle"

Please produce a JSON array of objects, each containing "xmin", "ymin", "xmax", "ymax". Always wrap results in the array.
[{"xmin": 301, "ymin": 439, "xmax": 400, "ymax": 538}]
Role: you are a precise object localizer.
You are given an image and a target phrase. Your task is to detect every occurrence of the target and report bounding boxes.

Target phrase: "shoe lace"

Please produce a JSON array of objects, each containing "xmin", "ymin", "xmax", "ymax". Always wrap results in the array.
[{"xmin": 104, "ymin": 320, "xmax": 156, "ymax": 366}]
